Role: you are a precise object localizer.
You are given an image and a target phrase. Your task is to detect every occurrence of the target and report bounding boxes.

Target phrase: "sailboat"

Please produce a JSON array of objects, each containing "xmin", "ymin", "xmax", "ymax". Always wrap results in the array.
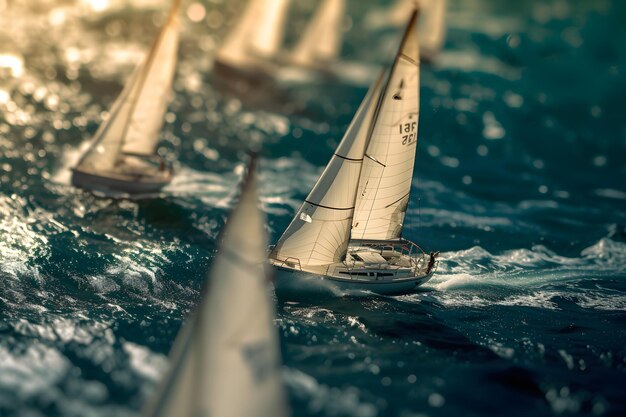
[
  {"xmin": 142, "ymin": 159, "xmax": 289, "ymax": 417},
  {"xmin": 214, "ymin": 0, "xmax": 290, "ymax": 83},
  {"xmin": 216, "ymin": 0, "xmax": 359, "ymax": 85},
  {"xmin": 72, "ymin": 0, "xmax": 180, "ymax": 195},
  {"xmin": 288, "ymin": 0, "xmax": 345, "ymax": 72},
  {"xmin": 269, "ymin": 10, "xmax": 438, "ymax": 296},
  {"xmin": 278, "ymin": 0, "xmax": 380, "ymax": 86},
  {"xmin": 364, "ymin": 0, "xmax": 447, "ymax": 62},
  {"xmin": 389, "ymin": 0, "xmax": 447, "ymax": 61}
]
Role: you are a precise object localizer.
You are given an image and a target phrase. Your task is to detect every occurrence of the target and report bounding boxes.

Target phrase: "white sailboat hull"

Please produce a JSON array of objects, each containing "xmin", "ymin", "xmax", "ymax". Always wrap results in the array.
[
  {"xmin": 273, "ymin": 265, "xmax": 433, "ymax": 297},
  {"xmin": 71, "ymin": 167, "xmax": 172, "ymax": 195}
]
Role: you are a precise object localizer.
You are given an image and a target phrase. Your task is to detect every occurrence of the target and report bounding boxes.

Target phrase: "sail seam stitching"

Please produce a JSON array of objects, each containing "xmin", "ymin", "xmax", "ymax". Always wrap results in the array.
[
  {"xmin": 305, "ymin": 200, "xmax": 354, "ymax": 210},
  {"xmin": 365, "ymin": 153, "xmax": 386, "ymax": 167},
  {"xmin": 334, "ymin": 154, "xmax": 363, "ymax": 161},
  {"xmin": 400, "ymin": 53, "xmax": 419, "ymax": 66}
]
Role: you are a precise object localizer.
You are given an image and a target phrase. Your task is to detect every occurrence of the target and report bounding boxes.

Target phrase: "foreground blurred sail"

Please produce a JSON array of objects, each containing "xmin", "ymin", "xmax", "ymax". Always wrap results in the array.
[
  {"xmin": 214, "ymin": 0, "xmax": 290, "ymax": 79},
  {"xmin": 143, "ymin": 160, "xmax": 289, "ymax": 417},
  {"xmin": 270, "ymin": 10, "xmax": 439, "ymax": 296},
  {"xmin": 72, "ymin": 0, "xmax": 180, "ymax": 195},
  {"xmin": 290, "ymin": 0, "xmax": 345, "ymax": 69}
]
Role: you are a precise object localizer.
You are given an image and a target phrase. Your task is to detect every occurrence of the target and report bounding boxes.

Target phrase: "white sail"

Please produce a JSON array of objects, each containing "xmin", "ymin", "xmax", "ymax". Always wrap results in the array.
[
  {"xmin": 218, "ymin": 0, "xmax": 290, "ymax": 64},
  {"xmin": 351, "ymin": 11, "xmax": 420, "ymax": 241},
  {"xmin": 122, "ymin": 3, "xmax": 179, "ymax": 155},
  {"xmin": 77, "ymin": 0, "xmax": 179, "ymax": 172},
  {"xmin": 76, "ymin": 63, "xmax": 144, "ymax": 173},
  {"xmin": 271, "ymin": 75, "xmax": 384, "ymax": 269},
  {"xmin": 290, "ymin": 0, "xmax": 345, "ymax": 66},
  {"xmin": 143, "ymin": 165, "xmax": 288, "ymax": 417}
]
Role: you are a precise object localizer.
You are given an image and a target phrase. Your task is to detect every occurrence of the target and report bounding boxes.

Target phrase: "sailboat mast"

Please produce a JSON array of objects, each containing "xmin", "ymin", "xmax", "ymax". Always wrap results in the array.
[{"xmin": 114, "ymin": 0, "xmax": 181, "ymax": 163}]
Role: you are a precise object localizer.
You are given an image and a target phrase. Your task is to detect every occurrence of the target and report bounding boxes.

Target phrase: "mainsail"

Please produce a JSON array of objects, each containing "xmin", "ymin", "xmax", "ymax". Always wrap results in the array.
[
  {"xmin": 351, "ymin": 11, "xmax": 420, "ymax": 241},
  {"xmin": 77, "ymin": 0, "xmax": 180, "ymax": 173},
  {"xmin": 217, "ymin": 0, "xmax": 290, "ymax": 64},
  {"xmin": 142, "ymin": 162, "xmax": 288, "ymax": 417},
  {"xmin": 270, "ymin": 74, "xmax": 384, "ymax": 269},
  {"xmin": 290, "ymin": 0, "xmax": 345, "ymax": 67}
]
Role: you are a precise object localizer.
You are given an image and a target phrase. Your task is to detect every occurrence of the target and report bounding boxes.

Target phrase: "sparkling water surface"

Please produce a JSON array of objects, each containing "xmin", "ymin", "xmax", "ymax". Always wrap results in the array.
[{"xmin": 1, "ymin": 0, "xmax": 626, "ymax": 416}]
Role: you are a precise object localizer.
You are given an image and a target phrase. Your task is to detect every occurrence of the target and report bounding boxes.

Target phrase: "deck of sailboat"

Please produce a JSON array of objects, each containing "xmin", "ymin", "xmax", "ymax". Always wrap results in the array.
[{"xmin": 270, "ymin": 238, "xmax": 435, "ymax": 283}]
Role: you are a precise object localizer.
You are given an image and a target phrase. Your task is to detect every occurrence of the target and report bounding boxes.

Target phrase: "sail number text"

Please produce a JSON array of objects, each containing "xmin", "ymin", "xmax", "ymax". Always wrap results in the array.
[{"xmin": 399, "ymin": 121, "xmax": 417, "ymax": 145}]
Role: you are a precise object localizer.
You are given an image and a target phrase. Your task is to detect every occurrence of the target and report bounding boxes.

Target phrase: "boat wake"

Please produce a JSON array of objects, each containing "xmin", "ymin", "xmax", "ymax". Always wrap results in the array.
[{"xmin": 402, "ymin": 238, "xmax": 626, "ymax": 312}]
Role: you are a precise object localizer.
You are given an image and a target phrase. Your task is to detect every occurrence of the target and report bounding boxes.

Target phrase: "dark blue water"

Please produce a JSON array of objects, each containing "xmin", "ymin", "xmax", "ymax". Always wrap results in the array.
[{"xmin": 1, "ymin": 0, "xmax": 625, "ymax": 416}]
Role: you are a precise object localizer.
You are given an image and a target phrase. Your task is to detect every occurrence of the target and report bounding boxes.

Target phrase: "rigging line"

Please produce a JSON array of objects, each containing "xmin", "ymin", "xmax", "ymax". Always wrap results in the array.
[
  {"xmin": 418, "ymin": 196, "xmax": 421, "ymax": 238},
  {"xmin": 384, "ymin": 192, "xmax": 410, "ymax": 209}
]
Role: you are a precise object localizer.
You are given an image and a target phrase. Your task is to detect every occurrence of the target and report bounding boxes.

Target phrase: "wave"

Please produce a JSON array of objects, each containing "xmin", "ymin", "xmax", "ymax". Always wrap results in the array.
[
  {"xmin": 416, "ymin": 238, "xmax": 626, "ymax": 312},
  {"xmin": 283, "ymin": 368, "xmax": 378, "ymax": 417}
]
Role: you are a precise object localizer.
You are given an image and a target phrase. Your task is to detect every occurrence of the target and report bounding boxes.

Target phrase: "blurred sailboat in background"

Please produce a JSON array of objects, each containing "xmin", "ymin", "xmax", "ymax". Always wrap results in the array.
[
  {"xmin": 367, "ymin": 0, "xmax": 447, "ymax": 61},
  {"xmin": 288, "ymin": 0, "xmax": 345, "ymax": 72},
  {"xmin": 216, "ymin": 0, "xmax": 374, "ymax": 86},
  {"xmin": 71, "ymin": 0, "xmax": 180, "ymax": 195},
  {"xmin": 214, "ymin": 0, "xmax": 290, "ymax": 83},
  {"xmin": 142, "ymin": 159, "xmax": 289, "ymax": 417},
  {"xmin": 270, "ymin": 10, "xmax": 439, "ymax": 296},
  {"xmin": 278, "ymin": 0, "xmax": 381, "ymax": 85}
]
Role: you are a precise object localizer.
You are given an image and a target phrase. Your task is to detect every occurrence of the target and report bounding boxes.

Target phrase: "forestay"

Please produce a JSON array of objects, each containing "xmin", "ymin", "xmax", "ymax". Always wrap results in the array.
[
  {"xmin": 290, "ymin": 0, "xmax": 345, "ymax": 66},
  {"xmin": 270, "ymin": 75, "xmax": 384, "ymax": 268},
  {"xmin": 218, "ymin": 0, "xmax": 290, "ymax": 64},
  {"xmin": 77, "ymin": 0, "xmax": 179, "ymax": 172},
  {"xmin": 351, "ymin": 11, "xmax": 420, "ymax": 241},
  {"xmin": 142, "ymin": 165, "xmax": 288, "ymax": 417}
]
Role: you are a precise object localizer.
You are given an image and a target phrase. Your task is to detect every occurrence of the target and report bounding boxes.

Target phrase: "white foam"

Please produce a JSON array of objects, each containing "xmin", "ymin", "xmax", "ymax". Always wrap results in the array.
[
  {"xmin": 283, "ymin": 367, "xmax": 378, "ymax": 417},
  {"xmin": 123, "ymin": 341, "xmax": 167, "ymax": 382}
]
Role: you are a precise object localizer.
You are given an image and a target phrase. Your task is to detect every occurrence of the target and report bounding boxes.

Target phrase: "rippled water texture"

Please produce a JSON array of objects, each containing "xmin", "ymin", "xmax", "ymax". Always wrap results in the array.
[{"xmin": 1, "ymin": 0, "xmax": 626, "ymax": 416}]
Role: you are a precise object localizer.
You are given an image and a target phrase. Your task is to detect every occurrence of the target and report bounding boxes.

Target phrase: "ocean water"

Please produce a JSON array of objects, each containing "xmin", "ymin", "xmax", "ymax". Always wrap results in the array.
[{"xmin": 1, "ymin": 0, "xmax": 626, "ymax": 416}]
